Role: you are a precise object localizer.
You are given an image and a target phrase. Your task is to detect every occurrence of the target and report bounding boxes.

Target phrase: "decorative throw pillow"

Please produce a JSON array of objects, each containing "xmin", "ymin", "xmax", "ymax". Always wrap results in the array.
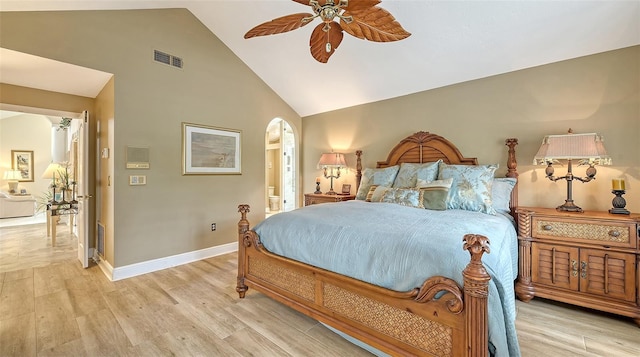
[
  {"xmin": 392, "ymin": 160, "xmax": 441, "ymax": 188},
  {"xmin": 438, "ymin": 163, "xmax": 498, "ymax": 215},
  {"xmin": 379, "ymin": 188, "xmax": 424, "ymax": 209},
  {"xmin": 416, "ymin": 178, "xmax": 453, "ymax": 210},
  {"xmin": 355, "ymin": 165, "xmax": 400, "ymax": 200},
  {"xmin": 365, "ymin": 185, "xmax": 379, "ymax": 202},
  {"xmin": 369, "ymin": 185, "xmax": 391, "ymax": 203},
  {"xmin": 492, "ymin": 177, "xmax": 517, "ymax": 215}
]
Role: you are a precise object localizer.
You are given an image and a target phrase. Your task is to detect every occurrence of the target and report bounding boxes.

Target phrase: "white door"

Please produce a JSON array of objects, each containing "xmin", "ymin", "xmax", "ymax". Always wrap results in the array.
[{"xmin": 76, "ymin": 111, "xmax": 90, "ymax": 268}]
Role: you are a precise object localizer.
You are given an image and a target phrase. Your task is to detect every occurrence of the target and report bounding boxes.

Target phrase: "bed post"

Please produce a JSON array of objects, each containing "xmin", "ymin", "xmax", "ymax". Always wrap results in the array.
[
  {"xmin": 355, "ymin": 150, "xmax": 363, "ymax": 192},
  {"xmin": 236, "ymin": 204, "xmax": 250, "ymax": 298},
  {"xmin": 505, "ymin": 138, "xmax": 518, "ymax": 220},
  {"xmin": 462, "ymin": 234, "xmax": 490, "ymax": 357}
]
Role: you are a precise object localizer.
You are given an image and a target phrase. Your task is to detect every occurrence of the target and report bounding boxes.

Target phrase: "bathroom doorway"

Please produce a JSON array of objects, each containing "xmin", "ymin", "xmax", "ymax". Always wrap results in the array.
[{"xmin": 265, "ymin": 118, "xmax": 297, "ymax": 216}]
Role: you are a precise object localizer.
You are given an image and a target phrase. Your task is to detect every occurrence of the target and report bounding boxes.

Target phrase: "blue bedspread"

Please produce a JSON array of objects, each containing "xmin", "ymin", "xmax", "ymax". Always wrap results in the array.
[{"xmin": 254, "ymin": 200, "xmax": 521, "ymax": 357}]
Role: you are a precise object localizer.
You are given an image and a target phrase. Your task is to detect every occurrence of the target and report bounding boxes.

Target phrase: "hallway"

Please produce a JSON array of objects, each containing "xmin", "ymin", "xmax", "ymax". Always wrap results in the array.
[{"xmin": 0, "ymin": 218, "xmax": 77, "ymax": 273}]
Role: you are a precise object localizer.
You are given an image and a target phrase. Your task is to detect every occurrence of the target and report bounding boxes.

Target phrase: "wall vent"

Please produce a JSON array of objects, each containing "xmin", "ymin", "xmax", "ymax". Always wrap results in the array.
[{"xmin": 153, "ymin": 49, "xmax": 183, "ymax": 69}]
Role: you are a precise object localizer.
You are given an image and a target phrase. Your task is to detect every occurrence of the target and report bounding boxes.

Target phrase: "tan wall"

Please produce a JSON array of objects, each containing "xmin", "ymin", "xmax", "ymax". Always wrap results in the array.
[
  {"xmin": 0, "ymin": 83, "xmax": 94, "ymax": 114},
  {"xmin": 303, "ymin": 46, "xmax": 640, "ymax": 213},
  {"xmin": 95, "ymin": 77, "xmax": 115, "ymax": 264},
  {"xmin": 1, "ymin": 9, "xmax": 301, "ymax": 267}
]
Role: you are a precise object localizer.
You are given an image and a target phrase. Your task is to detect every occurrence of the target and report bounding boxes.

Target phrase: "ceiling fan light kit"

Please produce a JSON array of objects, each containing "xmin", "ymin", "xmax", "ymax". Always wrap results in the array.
[{"xmin": 244, "ymin": 0, "xmax": 411, "ymax": 63}]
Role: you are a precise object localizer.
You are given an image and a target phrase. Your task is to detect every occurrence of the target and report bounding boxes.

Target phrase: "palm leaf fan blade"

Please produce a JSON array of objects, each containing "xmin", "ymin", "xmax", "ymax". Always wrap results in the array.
[
  {"xmin": 341, "ymin": 6, "xmax": 410, "ymax": 42},
  {"xmin": 345, "ymin": 0, "xmax": 380, "ymax": 12},
  {"xmin": 244, "ymin": 13, "xmax": 314, "ymax": 39},
  {"xmin": 309, "ymin": 22, "xmax": 344, "ymax": 63}
]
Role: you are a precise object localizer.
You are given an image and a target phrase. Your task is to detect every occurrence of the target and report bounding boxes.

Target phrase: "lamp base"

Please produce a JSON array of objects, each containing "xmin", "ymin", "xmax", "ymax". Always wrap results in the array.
[
  {"xmin": 325, "ymin": 189, "xmax": 337, "ymax": 195},
  {"xmin": 556, "ymin": 200, "xmax": 583, "ymax": 213},
  {"xmin": 7, "ymin": 181, "xmax": 18, "ymax": 194}
]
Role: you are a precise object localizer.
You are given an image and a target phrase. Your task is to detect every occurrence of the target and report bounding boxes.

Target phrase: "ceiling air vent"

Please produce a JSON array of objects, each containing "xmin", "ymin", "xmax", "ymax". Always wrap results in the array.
[{"xmin": 153, "ymin": 50, "xmax": 183, "ymax": 69}]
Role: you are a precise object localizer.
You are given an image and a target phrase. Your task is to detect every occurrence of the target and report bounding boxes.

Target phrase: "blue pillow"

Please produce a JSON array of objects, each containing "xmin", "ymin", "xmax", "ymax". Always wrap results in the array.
[
  {"xmin": 355, "ymin": 166, "xmax": 400, "ymax": 200},
  {"xmin": 492, "ymin": 178, "xmax": 517, "ymax": 214},
  {"xmin": 438, "ymin": 163, "xmax": 498, "ymax": 215},
  {"xmin": 378, "ymin": 188, "xmax": 424, "ymax": 209},
  {"xmin": 392, "ymin": 160, "xmax": 441, "ymax": 188}
]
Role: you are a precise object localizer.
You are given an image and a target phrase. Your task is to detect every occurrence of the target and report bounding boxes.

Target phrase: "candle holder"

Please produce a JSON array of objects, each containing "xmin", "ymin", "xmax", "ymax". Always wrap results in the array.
[
  {"xmin": 314, "ymin": 180, "xmax": 322, "ymax": 194},
  {"xmin": 609, "ymin": 190, "xmax": 630, "ymax": 215}
]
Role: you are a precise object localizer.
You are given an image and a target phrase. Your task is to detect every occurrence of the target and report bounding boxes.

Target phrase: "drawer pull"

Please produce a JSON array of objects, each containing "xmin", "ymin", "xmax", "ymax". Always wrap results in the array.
[
  {"xmin": 580, "ymin": 261, "xmax": 587, "ymax": 279},
  {"xmin": 571, "ymin": 260, "xmax": 578, "ymax": 277},
  {"xmin": 551, "ymin": 248, "xmax": 556, "ymax": 284},
  {"xmin": 608, "ymin": 230, "xmax": 620, "ymax": 238},
  {"xmin": 604, "ymin": 254, "xmax": 609, "ymax": 294},
  {"xmin": 543, "ymin": 225, "xmax": 553, "ymax": 231}
]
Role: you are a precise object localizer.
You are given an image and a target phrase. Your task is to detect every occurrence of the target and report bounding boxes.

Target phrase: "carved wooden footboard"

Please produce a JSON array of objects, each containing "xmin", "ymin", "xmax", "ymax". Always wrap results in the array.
[{"xmin": 236, "ymin": 204, "xmax": 491, "ymax": 357}]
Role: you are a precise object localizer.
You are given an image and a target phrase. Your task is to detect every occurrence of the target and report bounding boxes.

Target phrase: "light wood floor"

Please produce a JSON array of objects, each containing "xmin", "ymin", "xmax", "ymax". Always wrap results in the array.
[{"xmin": 1, "ymin": 222, "xmax": 639, "ymax": 356}]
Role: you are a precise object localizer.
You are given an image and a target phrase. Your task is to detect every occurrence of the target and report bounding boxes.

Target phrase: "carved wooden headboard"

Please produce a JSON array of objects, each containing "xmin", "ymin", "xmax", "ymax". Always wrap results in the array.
[{"xmin": 354, "ymin": 131, "xmax": 519, "ymax": 216}]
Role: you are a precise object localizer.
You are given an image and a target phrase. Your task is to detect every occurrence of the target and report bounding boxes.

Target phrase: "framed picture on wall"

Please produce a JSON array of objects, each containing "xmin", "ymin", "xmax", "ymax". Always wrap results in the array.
[
  {"xmin": 182, "ymin": 122, "xmax": 242, "ymax": 175},
  {"xmin": 11, "ymin": 150, "xmax": 34, "ymax": 182}
]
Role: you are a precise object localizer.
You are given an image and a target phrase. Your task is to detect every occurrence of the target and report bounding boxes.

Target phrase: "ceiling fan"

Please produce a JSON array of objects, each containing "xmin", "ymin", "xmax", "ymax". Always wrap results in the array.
[{"xmin": 244, "ymin": 0, "xmax": 411, "ymax": 63}]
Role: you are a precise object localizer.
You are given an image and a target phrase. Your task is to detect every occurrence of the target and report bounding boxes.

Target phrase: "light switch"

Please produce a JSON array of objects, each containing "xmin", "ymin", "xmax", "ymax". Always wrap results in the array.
[{"xmin": 129, "ymin": 175, "xmax": 147, "ymax": 185}]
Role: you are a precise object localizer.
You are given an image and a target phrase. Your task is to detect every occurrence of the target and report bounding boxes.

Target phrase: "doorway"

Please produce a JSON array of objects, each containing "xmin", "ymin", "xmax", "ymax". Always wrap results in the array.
[
  {"xmin": 0, "ymin": 106, "xmax": 94, "ymax": 269},
  {"xmin": 265, "ymin": 118, "xmax": 297, "ymax": 216}
]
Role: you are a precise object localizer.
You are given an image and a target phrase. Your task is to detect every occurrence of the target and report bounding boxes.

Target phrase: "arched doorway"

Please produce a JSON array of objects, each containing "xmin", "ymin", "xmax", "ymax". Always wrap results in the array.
[{"xmin": 265, "ymin": 118, "xmax": 297, "ymax": 216}]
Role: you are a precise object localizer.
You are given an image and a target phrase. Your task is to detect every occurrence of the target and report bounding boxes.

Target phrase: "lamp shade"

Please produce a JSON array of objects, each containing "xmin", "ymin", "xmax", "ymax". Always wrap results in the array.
[
  {"xmin": 3, "ymin": 169, "xmax": 22, "ymax": 180},
  {"xmin": 42, "ymin": 163, "xmax": 62, "ymax": 179},
  {"xmin": 317, "ymin": 153, "xmax": 347, "ymax": 168},
  {"xmin": 533, "ymin": 132, "xmax": 611, "ymax": 165}
]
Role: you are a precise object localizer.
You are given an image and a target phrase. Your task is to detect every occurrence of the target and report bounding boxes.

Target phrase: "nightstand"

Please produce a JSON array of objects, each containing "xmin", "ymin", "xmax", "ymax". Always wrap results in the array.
[
  {"xmin": 304, "ymin": 193, "xmax": 355, "ymax": 206},
  {"xmin": 515, "ymin": 207, "xmax": 640, "ymax": 327}
]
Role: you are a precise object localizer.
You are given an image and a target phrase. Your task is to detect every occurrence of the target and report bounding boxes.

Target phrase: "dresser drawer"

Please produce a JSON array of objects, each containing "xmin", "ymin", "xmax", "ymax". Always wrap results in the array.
[{"xmin": 532, "ymin": 217, "xmax": 637, "ymax": 249}]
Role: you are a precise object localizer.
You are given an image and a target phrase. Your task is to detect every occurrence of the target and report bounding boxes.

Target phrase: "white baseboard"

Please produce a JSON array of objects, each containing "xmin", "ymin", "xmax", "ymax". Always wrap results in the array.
[{"xmin": 95, "ymin": 242, "xmax": 237, "ymax": 281}]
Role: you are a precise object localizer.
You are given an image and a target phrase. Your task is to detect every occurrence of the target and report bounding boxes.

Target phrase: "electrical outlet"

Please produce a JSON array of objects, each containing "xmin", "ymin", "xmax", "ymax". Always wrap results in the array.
[{"xmin": 211, "ymin": 223, "xmax": 216, "ymax": 231}]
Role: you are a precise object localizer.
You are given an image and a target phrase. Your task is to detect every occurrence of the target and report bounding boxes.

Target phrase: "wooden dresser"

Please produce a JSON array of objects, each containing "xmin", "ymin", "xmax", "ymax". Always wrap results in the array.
[
  {"xmin": 515, "ymin": 207, "xmax": 640, "ymax": 326},
  {"xmin": 304, "ymin": 193, "xmax": 355, "ymax": 206}
]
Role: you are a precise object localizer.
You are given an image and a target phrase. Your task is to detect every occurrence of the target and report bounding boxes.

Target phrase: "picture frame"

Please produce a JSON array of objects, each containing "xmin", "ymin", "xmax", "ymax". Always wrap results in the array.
[
  {"xmin": 341, "ymin": 183, "xmax": 351, "ymax": 195},
  {"xmin": 11, "ymin": 150, "xmax": 34, "ymax": 182},
  {"xmin": 182, "ymin": 122, "xmax": 241, "ymax": 175}
]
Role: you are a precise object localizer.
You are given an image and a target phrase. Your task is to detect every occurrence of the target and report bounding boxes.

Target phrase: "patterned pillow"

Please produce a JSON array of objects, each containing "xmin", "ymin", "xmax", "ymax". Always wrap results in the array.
[
  {"xmin": 438, "ymin": 163, "xmax": 498, "ymax": 215},
  {"xmin": 368, "ymin": 185, "xmax": 390, "ymax": 203},
  {"xmin": 416, "ymin": 178, "xmax": 453, "ymax": 210},
  {"xmin": 492, "ymin": 178, "xmax": 517, "ymax": 214},
  {"xmin": 355, "ymin": 165, "xmax": 400, "ymax": 200},
  {"xmin": 365, "ymin": 185, "xmax": 379, "ymax": 202},
  {"xmin": 379, "ymin": 188, "xmax": 424, "ymax": 209},
  {"xmin": 392, "ymin": 160, "xmax": 441, "ymax": 188}
]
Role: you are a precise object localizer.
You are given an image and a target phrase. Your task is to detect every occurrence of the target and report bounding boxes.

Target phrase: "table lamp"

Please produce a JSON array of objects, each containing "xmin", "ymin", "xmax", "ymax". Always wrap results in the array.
[
  {"xmin": 533, "ymin": 129, "xmax": 611, "ymax": 212},
  {"xmin": 317, "ymin": 152, "xmax": 347, "ymax": 195},
  {"xmin": 3, "ymin": 170, "xmax": 22, "ymax": 193},
  {"xmin": 42, "ymin": 162, "xmax": 62, "ymax": 202}
]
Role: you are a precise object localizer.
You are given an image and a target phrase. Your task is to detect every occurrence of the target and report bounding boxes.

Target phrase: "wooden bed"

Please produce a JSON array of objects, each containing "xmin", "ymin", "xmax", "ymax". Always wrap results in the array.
[{"xmin": 236, "ymin": 131, "xmax": 519, "ymax": 357}]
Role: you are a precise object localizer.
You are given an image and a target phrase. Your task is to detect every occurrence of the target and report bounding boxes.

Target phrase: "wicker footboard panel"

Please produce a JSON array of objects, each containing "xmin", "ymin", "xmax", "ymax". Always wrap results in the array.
[{"xmin": 244, "ymin": 249, "xmax": 464, "ymax": 357}]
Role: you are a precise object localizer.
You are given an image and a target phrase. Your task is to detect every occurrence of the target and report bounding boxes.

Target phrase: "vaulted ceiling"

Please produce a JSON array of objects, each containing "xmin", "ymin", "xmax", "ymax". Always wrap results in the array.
[{"xmin": 1, "ymin": 1, "xmax": 638, "ymax": 117}]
